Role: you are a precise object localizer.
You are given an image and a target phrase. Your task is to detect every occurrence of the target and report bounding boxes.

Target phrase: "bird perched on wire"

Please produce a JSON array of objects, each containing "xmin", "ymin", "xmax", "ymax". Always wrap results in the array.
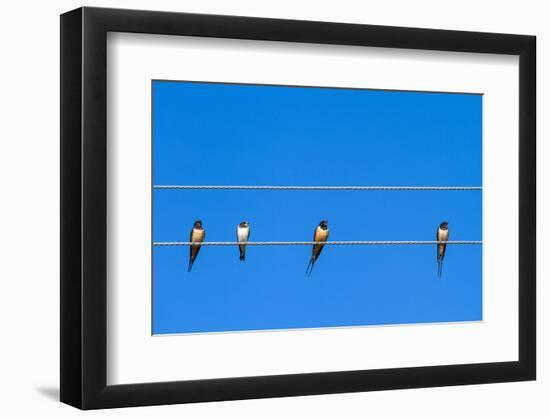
[
  {"xmin": 436, "ymin": 221, "xmax": 449, "ymax": 278},
  {"xmin": 236, "ymin": 221, "xmax": 250, "ymax": 261},
  {"xmin": 188, "ymin": 220, "xmax": 205, "ymax": 272},
  {"xmin": 306, "ymin": 220, "xmax": 329, "ymax": 276}
]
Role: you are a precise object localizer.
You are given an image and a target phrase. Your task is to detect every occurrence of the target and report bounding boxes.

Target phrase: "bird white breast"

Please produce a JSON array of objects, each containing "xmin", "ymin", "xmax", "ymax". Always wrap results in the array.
[
  {"xmin": 438, "ymin": 228, "xmax": 449, "ymax": 241},
  {"xmin": 192, "ymin": 228, "xmax": 205, "ymax": 242},
  {"xmin": 316, "ymin": 226, "xmax": 329, "ymax": 241},
  {"xmin": 237, "ymin": 226, "xmax": 249, "ymax": 242}
]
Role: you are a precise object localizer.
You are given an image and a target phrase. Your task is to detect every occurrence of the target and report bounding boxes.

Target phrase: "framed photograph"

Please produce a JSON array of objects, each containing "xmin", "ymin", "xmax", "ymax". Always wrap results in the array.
[{"xmin": 60, "ymin": 7, "xmax": 536, "ymax": 409}]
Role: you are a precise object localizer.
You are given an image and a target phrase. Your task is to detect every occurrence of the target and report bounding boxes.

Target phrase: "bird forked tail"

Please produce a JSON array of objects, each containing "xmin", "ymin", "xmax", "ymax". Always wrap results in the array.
[{"xmin": 305, "ymin": 257, "xmax": 315, "ymax": 277}]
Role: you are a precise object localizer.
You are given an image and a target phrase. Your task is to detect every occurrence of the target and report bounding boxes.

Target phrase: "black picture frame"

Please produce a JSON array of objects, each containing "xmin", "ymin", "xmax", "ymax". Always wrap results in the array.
[{"xmin": 60, "ymin": 6, "xmax": 536, "ymax": 410}]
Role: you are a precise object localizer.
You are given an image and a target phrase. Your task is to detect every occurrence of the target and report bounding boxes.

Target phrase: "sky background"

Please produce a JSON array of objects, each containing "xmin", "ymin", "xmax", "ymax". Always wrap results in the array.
[{"xmin": 152, "ymin": 80, "xmax": 482, "ymax": 335}]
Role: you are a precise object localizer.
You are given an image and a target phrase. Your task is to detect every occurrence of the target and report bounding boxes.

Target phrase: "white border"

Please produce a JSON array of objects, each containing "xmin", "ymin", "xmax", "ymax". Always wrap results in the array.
[{"xmin": 106, "ymin": 33, "xmax": 519, "ymax": 385}]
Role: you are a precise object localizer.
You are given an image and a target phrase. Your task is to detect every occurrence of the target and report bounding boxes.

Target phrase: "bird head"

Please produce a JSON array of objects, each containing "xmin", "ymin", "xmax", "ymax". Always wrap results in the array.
[
  {"xmin": 194, "ymin": 220, "xmax": 203, "ymax": 228},
  {"xmin": 439, "ymin": 221, "xmax": 449, "ymax": 230},
  {"xmin": 319, "ymin": 220, "xmax": 328, "ymax": 229},
  {"xmin": 239, "ymin": 221, "xmax": 249, "ymax": 227}
]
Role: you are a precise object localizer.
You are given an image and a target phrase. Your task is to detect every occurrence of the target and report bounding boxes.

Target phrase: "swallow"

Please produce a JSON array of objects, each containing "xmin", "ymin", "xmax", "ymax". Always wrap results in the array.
[
  {"xmin": 436, "ymin": 221, "xmax": 449, "ymax": 278},
  {"xmin": 306, "ymin": 220, "xmax": 329, "ymax": 276},
  {"xmin": 188, "ymin": 220, "xmax": 205, "ymax": 272},
  {"xmin": 236, "ymin": 221, "xmax": 250, "ymax": 261}
]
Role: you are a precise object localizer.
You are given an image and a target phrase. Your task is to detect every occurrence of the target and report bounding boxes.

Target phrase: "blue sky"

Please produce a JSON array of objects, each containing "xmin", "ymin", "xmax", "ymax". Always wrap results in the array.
[{"xmin": 152, "ymin": 81, "xmax": 482, "ymax": 335}]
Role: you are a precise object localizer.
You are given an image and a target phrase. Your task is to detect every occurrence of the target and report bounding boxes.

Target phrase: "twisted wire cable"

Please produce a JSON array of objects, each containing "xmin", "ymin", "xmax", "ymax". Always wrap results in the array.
[
  {"xmin": 154, "ymin": 185, "xmax": 482, "ymax": 191},
  {"xmin": 153, "ymin": 241, "xmax": 482, "ymax": 246}
]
